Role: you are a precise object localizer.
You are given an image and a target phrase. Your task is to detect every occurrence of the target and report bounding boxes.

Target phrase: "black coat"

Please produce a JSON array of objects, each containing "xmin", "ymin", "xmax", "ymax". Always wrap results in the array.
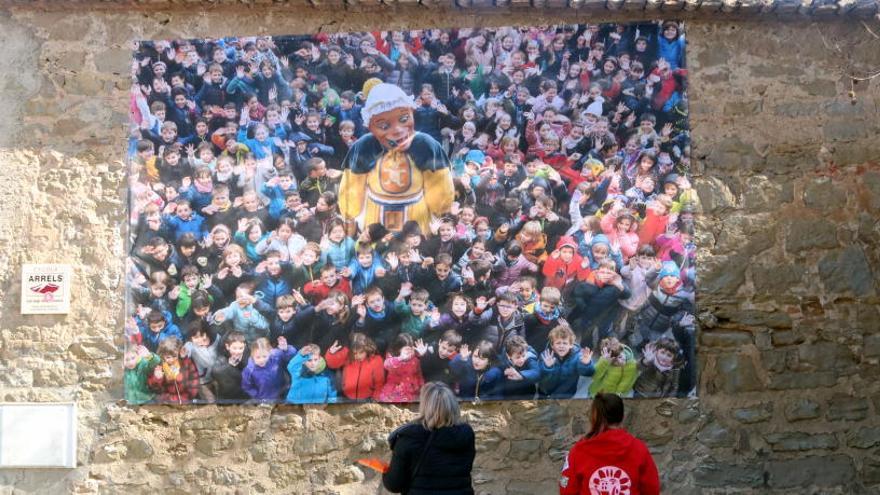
[{"xmin": 383, "ymin": 422, "xmax": 475, "ymax": 495}]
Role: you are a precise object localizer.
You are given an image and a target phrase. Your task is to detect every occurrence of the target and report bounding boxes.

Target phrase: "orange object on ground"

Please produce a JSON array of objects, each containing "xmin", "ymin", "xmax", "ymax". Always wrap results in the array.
[{"xmin": 357, "ymin": 458, "xmax": 390, "ymax": 473}]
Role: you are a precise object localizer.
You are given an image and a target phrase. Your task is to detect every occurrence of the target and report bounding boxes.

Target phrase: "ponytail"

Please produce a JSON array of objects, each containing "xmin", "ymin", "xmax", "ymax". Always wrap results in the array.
[{"xmin": 587, "ymin": 393, "xmax": 624, "ymax": 438}]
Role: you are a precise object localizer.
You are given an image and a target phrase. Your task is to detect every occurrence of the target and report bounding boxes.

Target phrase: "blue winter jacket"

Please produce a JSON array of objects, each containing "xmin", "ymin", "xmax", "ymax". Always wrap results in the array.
[
  {"xmin": 450, "ymin": 356, "xmax": 502, "ymax": 401},
  {"xmin": 538, "ymin": 345, "xmax": 595, "ymax": 399},
  {"xmin": 497, "ymin": 347, "xmax": 541, "ymax": 399},
  {"xmin": 286, "ymin": 353, "xmax": 338, "ymax": 404},
  {"xmin": 136, "ymin": 311, "xmax": 184, "ymax": 353}
]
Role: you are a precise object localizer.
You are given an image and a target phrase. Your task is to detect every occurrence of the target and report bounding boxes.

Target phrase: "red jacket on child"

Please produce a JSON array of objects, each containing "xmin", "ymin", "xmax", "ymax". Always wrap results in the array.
[
  {"xmin": 147, "ymin": 358, "xmax": 200, "ymax": 404},
  {"xmin": 325, "ymin": 348, "xmax": 386, "ymax": 400},
  {"xmin": 541, "ymin": 236, "xmax": 585, "ymax": 290},
  {"xmin": 303, "ymin": 277, "xmax": 352, "ymax": 304},
  {"xmin": 559, "ymin": 428, "xmax": 660, "ymax": 495},
  {"xmin": 638, "ymin": 208, "xmax": 668, "ymax": 249}
]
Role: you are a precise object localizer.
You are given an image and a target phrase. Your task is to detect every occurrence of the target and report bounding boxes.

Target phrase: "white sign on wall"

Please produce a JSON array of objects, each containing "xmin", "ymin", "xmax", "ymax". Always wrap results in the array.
[
  {"xmin": 20, "ymin": 264, "xmax": 72, "ymax": 315},
  {"xmin": 0, "ymin": 403, "xmax": 77, "ymax": 468}
]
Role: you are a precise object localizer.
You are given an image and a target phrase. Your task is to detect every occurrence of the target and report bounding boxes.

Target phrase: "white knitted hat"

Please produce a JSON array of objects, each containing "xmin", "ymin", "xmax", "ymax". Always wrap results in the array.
[{"xmin": 361, "ymin": 83, "xmax": 416, "ymax": 128}]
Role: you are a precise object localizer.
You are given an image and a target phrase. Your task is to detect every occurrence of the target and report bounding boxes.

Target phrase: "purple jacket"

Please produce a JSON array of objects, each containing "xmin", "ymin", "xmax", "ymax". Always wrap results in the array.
[
  {"xmin": 491, "ymin": 252, "xmax": 539, "ymax": 289},
  {"xmin": 241, "ymin": 346, "xmax": 296, "ymax": 401}
]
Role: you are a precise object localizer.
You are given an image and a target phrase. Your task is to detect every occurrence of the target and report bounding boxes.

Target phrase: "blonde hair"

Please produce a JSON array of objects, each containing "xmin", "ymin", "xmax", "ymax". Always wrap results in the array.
[
  {"xmin": 417, "ymin": 382, "xmax": 461, "ymax": 430},
  {"xmin": 520, "ymin": 220, "xmax": 543, "ymax": 239}
]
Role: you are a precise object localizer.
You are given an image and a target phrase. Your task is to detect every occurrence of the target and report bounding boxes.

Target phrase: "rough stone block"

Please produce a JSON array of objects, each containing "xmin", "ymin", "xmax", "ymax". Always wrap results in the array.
[
  {"xmin": 826, "ymin": 396, "xmax": 870, "ymax": 421},
  {"xmin": 732, "ymin": 403, "xmax": 773, "ymax": 424},
  {"xmin": 768, "ymin": 371, "xmax": 837, "ymax": 390},
  {"xmin": 697, "ymin": 421, "xmax": 735, "ymax": 448},
  {"xmin": 803, "ymin": 177, "xmax": 846, "ymax": 209},
  {"xmin": 694, "ymin": 176, "xmax": 737, "ymax": 213},
  {"xmin": 766, "ymin": 455, "xmax": 855, "ymax": 488},
  {"xmin": 701, "ymin": 330, "xmax": 753, "ymax": 347},
  {"xmin": 866, "ymin": 334, "xmax": 880, "ymax": 357},
  {"xmin": 785, "ymin": 398, "xmax": 821, "ymax": 421},
  {"xmin": 764, "ymin": 431, "xmax": 839, "ymax": 451},
  {"xmin": 711, "ymin": 353, "xmax": 764, "ymax": 393},
  {"xmin": 508, "ymin": 438, "xmax": 543, "ymax": 462},
  {"xmin": 846, "ymin": 427, "xmax": 880, "ymax": 449},
  {"xmin": 723, "ymin": 99, "xmax": 763, "ymax": 116},
  {"xmin": 796, "ymin": 342, "xmax": 857, "ymax": 372},
  {"xmin": 693, "ymin": 458, "xmax": 765, "ymax": 488},
  {"xmin": 784, "ymin": 218, "xmax": 838, "ymax": 253},
  {"xmin": 818, "ymin": 246, "xmax": 875, "ymax": 296},
  {"xmin": 863, "ymin": 457, "xmax": 880, "ymax": 485}
]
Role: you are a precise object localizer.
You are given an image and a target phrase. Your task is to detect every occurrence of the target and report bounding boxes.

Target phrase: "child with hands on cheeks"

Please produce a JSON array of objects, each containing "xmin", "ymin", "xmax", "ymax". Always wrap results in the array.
[
  {"xmin": 378, "ymin": 333, "xmax": 425, "ymax": 403},
  {"xmin": 588, "ymin": 337, "xmax": 638, "ymax": 397},
  {"xmin": 147, "ymin": 336, "xmax": 201, "ymax": 404}
]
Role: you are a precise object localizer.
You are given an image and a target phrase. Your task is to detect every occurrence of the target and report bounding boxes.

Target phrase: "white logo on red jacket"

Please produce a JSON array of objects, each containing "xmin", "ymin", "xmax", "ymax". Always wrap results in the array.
[{"xmin": 588, "ymin": 465, "xmax": 632, "ymax": 495}]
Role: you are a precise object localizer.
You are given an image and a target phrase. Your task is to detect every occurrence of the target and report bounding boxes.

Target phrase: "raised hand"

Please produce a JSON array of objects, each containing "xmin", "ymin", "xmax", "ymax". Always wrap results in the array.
[
  {"xmin": 541, "ymin": 349, "xmax": 557, "ymax": 368},
  {"xmin": 328, "ymin": 340, "xmax": 342, "ymax": 354},
  {"xmin": 200, "ymin": 274, "xmax": 212, "ymax": 289},
  {"xmin": 414, "ymin": 339, "xmax": 428, "ymax": 356},
  {"xmin": 458, "ymin": 344, "xmax": 471, "ymax": 361},
  {"xmin": 642, "ymin": 342, "xmax": 656, "ymax": 364},
  {"xmin": 292, "ymin": 289, "xmax": 307, "ymax": 306},
  {"xmin": 580, "ymin": 347, "xmax": 593, "ymax": 365},
  {"xmin": 386, "ymin": 251, "xmax": 399, "ymax": 270}
]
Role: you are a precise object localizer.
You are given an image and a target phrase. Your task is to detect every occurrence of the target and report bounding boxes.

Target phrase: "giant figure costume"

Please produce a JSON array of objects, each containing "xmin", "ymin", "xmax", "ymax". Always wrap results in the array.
[{"xmin": 338, "ymin": 82, "xmax": 455, "ymax": 233}]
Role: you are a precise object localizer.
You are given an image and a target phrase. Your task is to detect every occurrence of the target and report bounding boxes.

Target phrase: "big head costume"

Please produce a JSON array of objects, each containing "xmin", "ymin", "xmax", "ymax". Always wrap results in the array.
[{"xmin": 338, "ymin": 82, "xmax": 455, "ymax": 232}]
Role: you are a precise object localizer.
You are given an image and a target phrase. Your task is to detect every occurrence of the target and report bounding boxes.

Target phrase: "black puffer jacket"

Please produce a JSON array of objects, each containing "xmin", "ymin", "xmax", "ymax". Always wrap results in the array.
[{"xmin": 382, "ymin": 422, "xmax": 475, "ymax": 495}]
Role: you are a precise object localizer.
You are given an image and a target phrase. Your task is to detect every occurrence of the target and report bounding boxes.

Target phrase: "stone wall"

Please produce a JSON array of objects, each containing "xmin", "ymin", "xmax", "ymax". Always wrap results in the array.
[{"xmin": 0, "ymin": 7, "xmax": 877, "ymax": 494}]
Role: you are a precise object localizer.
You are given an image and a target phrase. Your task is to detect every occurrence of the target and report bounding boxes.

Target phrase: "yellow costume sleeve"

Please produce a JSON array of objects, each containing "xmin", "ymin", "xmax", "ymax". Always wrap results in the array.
[
  {"xmin": 338, "ymin": 169, "xmax": 368, "ymax": 221},
  {"xmin": 421, "ymin": 168, "xmax": 455, "ymax": 217},
  {"xmin": 145, "ymin": 157, "xmax": 160, "ymax": 183}
]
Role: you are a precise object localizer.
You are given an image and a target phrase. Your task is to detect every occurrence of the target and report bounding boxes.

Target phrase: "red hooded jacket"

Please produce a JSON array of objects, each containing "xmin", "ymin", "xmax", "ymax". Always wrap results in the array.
[
  {"xmin": 542, "ymin": 236, "xmax": 586, "ymax": 290},
  {"xmin": 325, "ymin": 348, "xmax": 386, "ymax": 400},
  {"xmin": 559, "ymin": 428, "xmax": 660, "ymax": 495}
]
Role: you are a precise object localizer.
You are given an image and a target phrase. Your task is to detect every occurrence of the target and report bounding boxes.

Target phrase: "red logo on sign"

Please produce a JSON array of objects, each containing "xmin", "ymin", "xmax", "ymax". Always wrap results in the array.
[{"xmin": 30, "ymin": 283, "xmax": 59, "ymax": 294}]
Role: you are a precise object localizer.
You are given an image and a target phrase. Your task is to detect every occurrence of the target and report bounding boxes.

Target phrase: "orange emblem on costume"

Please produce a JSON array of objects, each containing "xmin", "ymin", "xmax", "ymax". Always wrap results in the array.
[{"xmin": 378, "ymin": 150, "xmax": 412, "ymax": 194}]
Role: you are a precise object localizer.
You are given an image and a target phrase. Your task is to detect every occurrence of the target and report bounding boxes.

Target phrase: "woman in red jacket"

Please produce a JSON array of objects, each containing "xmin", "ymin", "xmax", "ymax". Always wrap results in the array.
[{"xmin": 559, "ymin": 393, "xmax": 660, "ymax": 495}]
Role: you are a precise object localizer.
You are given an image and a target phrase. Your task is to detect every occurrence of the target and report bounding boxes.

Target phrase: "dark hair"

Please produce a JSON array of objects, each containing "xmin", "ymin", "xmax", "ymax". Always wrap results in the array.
[{"xmin": 587, "ymin": 393, "xmax": 625, "ymax": 438}]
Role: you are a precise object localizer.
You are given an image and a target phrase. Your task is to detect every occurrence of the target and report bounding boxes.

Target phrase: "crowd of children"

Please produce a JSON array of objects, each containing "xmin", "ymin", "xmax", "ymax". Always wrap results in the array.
[{"xmin": 125, "ymin": 22, "xmax": 697, "ymax": 405}]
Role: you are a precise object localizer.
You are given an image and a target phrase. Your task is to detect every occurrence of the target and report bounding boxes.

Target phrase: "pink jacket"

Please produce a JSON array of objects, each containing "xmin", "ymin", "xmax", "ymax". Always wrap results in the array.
[{"xmin": 601, "ymin": 211, "xmax": 640, "ymax": 261}]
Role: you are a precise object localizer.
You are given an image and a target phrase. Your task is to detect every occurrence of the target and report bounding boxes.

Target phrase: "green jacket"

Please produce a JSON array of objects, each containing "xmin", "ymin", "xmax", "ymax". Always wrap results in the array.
[
  {"xmin": 588, "ymin": 346, "xmax": 638, "ymax": 397},
  {"xmin": 124, "ymin": 353, "xmax": 161, "ymax": 405},
  {"xmin": 395, "ymin": 301, "xmax": 430, "ymax": 338}
]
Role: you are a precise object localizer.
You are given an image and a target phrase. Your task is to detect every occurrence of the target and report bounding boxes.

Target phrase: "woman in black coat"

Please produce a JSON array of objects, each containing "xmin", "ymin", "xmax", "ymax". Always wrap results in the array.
[{"xmin": 382, "ymin": 382, "xmax": 475, "ymax": 495}]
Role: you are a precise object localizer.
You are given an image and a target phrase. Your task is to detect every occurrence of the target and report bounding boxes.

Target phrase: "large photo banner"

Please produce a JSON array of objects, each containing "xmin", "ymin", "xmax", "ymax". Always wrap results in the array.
[{"xmin": 125, "ymin": 23, "xmax": 696, "ymax": 405}]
